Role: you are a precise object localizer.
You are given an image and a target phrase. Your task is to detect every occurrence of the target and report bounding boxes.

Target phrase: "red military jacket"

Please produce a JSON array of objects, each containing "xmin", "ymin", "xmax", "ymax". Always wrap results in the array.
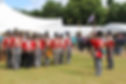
[
  {"xmin": 90, "ymin": 38, "xmax": 104, "ymax": 59},
  {"xmin": 22, "ymin": 39, "xmax": 36, "ymax": 52},
  {"xmin": 52, "ymin": 38, "xmax": 66, "ymax": 50},
  {"xmin": 64, "ymin": 37, "xmax": 72, "ymax": 49},
  {"xmin": 2, "ymin": 36, "xmax": 15, "ymax": 49},
  {"xmin": 105, "ymin": 38, "xmax": 115, "ymax": 49},
  {"xmin": 35, "ymin": 39, "xmax": 46, "ymax": 50}
]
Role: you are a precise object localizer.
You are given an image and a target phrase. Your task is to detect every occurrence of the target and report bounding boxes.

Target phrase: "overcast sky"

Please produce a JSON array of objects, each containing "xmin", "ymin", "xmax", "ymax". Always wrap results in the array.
[{"xmin": 4, "ymin": 0, "xmax": 126, "ymax": 11}]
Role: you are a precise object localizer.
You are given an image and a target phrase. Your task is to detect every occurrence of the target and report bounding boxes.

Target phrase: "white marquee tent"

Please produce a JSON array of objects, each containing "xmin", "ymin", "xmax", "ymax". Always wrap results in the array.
[
  {"xmin": 0, "ymin": 1, "xmax": 93, "ymax": 37},
  {"xmin": 0, "ymin": 1, "xmax": 62, "ymax": 32}
]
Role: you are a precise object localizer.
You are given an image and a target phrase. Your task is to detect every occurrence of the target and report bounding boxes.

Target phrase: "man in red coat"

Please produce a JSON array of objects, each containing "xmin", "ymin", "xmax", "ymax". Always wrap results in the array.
[
  {"xmin": 2, "ymin": 32, "xmax": 14, "ymax": 68},
  {"xmin": 34, "ymin": 34, "xmax": 45, "ymax": 67},
  {"xmin": 11, "ymin": 32, "xmax": 23, "ymax": 69},
  {"xmin": 64, "ymin": 32, "xmax": 72, "ymax": 64},
  {"xmin": 90, "ymin": 31, "xmax": 105, "ymax": 76},
  {"xmin": 22, "ymin": 34, "xmax": 36, "ymax": 67},
  {"xmin": 53, "ymin": 33, "xmax": 65, "ymax": 65},
  {"xmin": 105, "ymin": 32, "xmax": 115, "ymax": 69}
]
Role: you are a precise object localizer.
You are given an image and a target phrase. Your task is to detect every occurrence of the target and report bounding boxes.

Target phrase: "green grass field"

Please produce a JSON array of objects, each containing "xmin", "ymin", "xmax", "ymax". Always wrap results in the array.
[{"xmin": 0, "ymin": 50, "xmax": 126, "ymax": 84}]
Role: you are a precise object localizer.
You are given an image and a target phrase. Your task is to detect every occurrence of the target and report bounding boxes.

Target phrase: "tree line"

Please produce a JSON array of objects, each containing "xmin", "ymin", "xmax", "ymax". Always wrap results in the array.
[{"xmin": 21, "ymin": 0, "xmax": 126, "ymax": 25}]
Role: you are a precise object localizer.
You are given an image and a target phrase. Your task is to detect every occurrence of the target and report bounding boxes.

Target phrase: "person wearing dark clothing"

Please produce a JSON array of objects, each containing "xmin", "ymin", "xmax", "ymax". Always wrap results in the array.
[
  {"xmin": 114, "ymin": 34, "xmax": 125, "ymax": 56},
  {"xmin": 76, "ymin": 32, "xmax": 85, "ymax": 51}
]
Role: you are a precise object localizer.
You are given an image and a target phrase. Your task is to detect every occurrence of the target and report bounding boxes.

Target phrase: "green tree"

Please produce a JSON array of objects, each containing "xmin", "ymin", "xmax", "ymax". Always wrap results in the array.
[
  {"xmin": 42, "ymin": 0, "xmax": 63, "ymax": 17},
  {"xmin": 118, "ymin": 3, "xmax": 126, "ymax": 22},
  {"xmin": 107, "ymin": 3, "xmax": 126, "ymax": 22},
  {"xmin": 107, "ymin": 0, "xmax": 114, "ymax": 7},
  {"xmin": 30, "ymin": 10, "xmax": 41, "ymax": 17},
  {"xmin": 63, "ymin": 0, "xmax": 107, "ymax": 25}
]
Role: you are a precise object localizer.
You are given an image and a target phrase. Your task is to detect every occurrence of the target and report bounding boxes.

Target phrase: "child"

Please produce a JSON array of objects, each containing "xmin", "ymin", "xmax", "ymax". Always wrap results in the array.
[{"xmin": 44, "ymin": 33, "xmax": 53, "ymax": 66}]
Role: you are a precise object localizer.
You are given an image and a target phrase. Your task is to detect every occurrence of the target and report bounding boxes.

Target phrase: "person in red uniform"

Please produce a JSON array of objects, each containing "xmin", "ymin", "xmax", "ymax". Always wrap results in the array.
[
  {"xmin": 11, "ymin": 31, "xmax": 23, "ymax": 69},
  {"xmin": 2, "ymin": 31, "xmax": 15, "ymax": 68},
  {"xmin": 58, "ymin": 34, "xmax": 66, "ymax": 64},
  {"xmin": 105, "ymin": 32, "xmax": 115, "ymax": 69},
  {"xmin": 34, "ymin": 34, "xmax": 45, "ymax": 67},
  {"xmin": 2, "ymin": 32, "xmax": 12, "ymax": 68},
  {"xmin": 52, "ymin": 33, "xmax": 65, "ymax": 65},
  {"xmin": 90, "ymin": 31, "xmax": 105, "ymax": 76},
  {"xmin": 22, "ymin": 34, "xmax": 36, "ymax": 67},
  {"xmin": 64, "ymin": 32, "xmax": 72, "ymax": 64}
]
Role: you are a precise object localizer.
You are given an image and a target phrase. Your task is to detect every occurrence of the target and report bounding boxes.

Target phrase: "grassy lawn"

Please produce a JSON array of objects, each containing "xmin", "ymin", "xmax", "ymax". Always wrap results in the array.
[{"xmin": 0, "ymin": 50, "xmax": 126, "ymax": 84}]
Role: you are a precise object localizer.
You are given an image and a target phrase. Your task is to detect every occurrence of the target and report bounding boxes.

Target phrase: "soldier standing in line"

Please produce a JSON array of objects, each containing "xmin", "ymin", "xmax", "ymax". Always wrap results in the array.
[
  {"xmin": 64, "ymin": 32, "xmax": 72, "ymax": 64},
  {"xmin": 105, "ymin": 32, "xmax": 115, "ymax": 69},
  {"xmin": 34, "ymin": 34, "xmax": 46, "ymax": 67}
]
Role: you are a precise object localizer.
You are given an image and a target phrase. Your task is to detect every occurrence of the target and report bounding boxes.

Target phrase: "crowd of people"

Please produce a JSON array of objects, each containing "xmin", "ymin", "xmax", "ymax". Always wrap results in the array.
[
  {"xmin": 0, "ymin": 29, "xmax": 126, "ymax": 76},
  {"xmin": 0, "ymin": 30, "xmax": 72, "ymax": 69}
]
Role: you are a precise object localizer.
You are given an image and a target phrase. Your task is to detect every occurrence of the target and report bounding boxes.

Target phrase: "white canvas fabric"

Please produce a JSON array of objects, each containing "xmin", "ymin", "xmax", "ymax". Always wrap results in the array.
[
  {"xmin": 0, "ymin": 2, "xmax": 62, "ymax": 31},
  {"xmin": 0, "ymin": 2, "xmax": 93, "ymax": 37}
]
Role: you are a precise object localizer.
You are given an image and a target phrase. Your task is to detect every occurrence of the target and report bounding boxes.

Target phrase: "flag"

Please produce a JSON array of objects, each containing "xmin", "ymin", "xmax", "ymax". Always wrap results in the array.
[{"xmin": 87, "ymin": 14, "xmax": 95, "ymax": 24}]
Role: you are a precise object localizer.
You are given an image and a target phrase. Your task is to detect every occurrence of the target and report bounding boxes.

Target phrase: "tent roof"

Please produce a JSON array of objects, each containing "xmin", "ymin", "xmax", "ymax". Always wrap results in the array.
[
  {"xmin": 0, "ymin": 2, "xmax": 93, "ymax": 37},
  {"xmin": 0, "ymin": 2, "xmax": 62, "ymax": 29}
]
